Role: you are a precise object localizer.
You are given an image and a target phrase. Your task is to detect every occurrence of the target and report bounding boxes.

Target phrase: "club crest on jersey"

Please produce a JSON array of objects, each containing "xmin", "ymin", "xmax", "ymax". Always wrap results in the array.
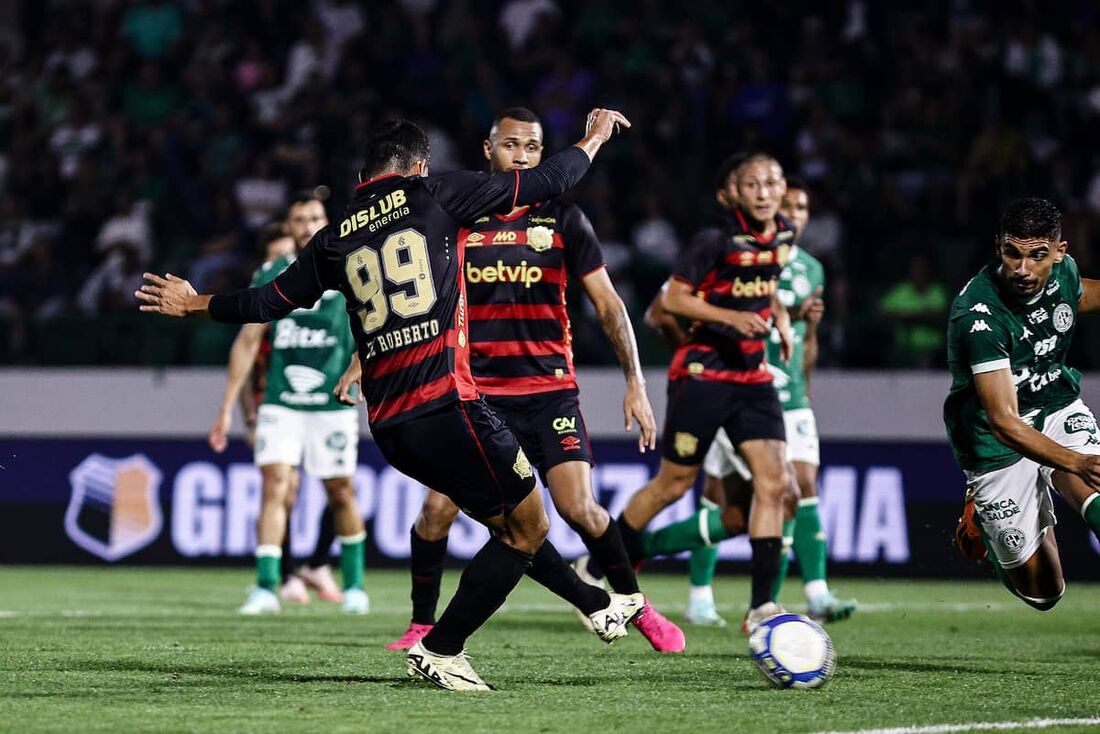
[
  {"xmin": 526, "ymin": 225, "xmax": 554, "ymax": 252},
  {"xmin": 513, "ymin": 448, "xmax": 534, "ymax": 479},
  {"xmin": 66, "ymin": 454, "xmax": 163, "ymax": 562},
  {"xmin": 1053, "ymin": 303, "xmax": 1073, "ymax": 333},
  {"xmin": 674, "ymin": 432, "xmax": 699, "ymax": 458}
]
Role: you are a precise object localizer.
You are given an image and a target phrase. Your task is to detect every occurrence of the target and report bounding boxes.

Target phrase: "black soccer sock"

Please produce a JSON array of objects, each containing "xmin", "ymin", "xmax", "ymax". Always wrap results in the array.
[
  {"xmin": 280, "ymin": 518, "xmax": 294, "ymax": 582},
  {"xmin": 615, "ymin": 515, "xmax": 646, "ymax": 566},
  {"xmin": 750, "ymin": 537, "xmax": 783, "ymax": 609},
  {"xmin": 421, "ymin": 538, "xmax": 532, "ymax": 656},
  {"xmin": 410, "ymin": 527, "xmax": 448, "ymax": 625},
  {"xmin": 526, "ymin": 540, "xmax": 611, "ymax": 615},
  {"xmin": 308, "ymin": 506, "xmax": 336, "ymax": 569},
  {"xmin": 581, "ymin": 522, "xmax": 640, "ymax": 594}
]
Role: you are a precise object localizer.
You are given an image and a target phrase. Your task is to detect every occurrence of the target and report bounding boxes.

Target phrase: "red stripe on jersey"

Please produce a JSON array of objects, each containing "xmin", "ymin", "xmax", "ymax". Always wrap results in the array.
[
  {"xmin": 453, "ymin": 227, "xmax": 479, "ymax": 400},
  {"xmin": 355, "ymin": 172, "xmax": 401, "ymax": 191},
  {"xmin": 739, "ymin": 340, "xmax": 765, "ymax": 354},
  {"xmin": 368, "ymin": 374, "xmax": 456, "ymax": 424},
  {"xmin": 473, "ymin": 340, "xmax": 569, "ymax": 358},
  {"xmin": 476, "ymin": 374, "xmax": 578, "ymax": 396},
  {"xmin": 272, "ymin": 281, "xmax": 298, "ymax": 307},
  {"xmin": 510, "ymin": 170, "xmax": 520, "ymax": 210},
  {"xmin": 368, "ymin": 331, "xmax": 449, "ymax": 379},
  {"xmin": 459, "ymin": 401, "xmax": 503, "ymax": 494},
  {"xmin": 734, "ymin": 207, "xmax": 778, "ymax": 244},
  {"xmin": 670, "ymin": 274, "xmax": 695, "ymax": 287},
  {"xmin": 494, "ymin": 205, "xmax": 530, "ymax": 222},
  {"xmin": 468, "ymin": 303, "xmax": 566, "ymax": 320},
  {"xmin": 577, "ymin": 262, "xmax": 607, "ymax": 280},
  {"xmin": 668, "ymin": 363, "xmax": 773, "ymax": 384}
]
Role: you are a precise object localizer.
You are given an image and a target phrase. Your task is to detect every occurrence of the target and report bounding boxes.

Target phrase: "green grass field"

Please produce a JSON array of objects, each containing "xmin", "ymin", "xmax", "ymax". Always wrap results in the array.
[{"xmin": 0, "ymin": 567, "xmax": 1098, "ymax": 734}]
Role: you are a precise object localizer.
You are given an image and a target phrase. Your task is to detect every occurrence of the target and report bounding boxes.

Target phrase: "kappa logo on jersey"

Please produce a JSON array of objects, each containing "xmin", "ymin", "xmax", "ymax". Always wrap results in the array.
[
  {"xmin": 1064, "ymin": 413, "xmax": 1097, "ymax": 434},
  {"xmin": 526, "ymin": 225, "xmax": 554, "ymax": 252},
  {"xmin": 1021, "ymin": 327, "xmax": 1033, "ymax": 340},
  {"xmin": 674, "ymin": 432, "xmax": 699, "ymax": 458},
  {"xmin": 551, "ymin": 416, "xmax": 577, "ymax": 434},
  {"xmin": 969, "ymin": 319, "xmax": 991, "ymax": 333},
  {"xmin": 273, "ymin": 318, "xmax": 338, "ymax": 349},
  {"xmin": 513, "ymin": 448, "xmax": 534, "ymax": 479},
  {"xmin": 465, "ymin": 260, "xmax": 543, "ymax": 287},
  {"xmin": 970, "ymin": 303, "xmax": 991, "ymax": 314},
  {"xmin": 1028, "ymin": 308, "xmax": 1048, "ymax": 325},
  {"xmin": 1053, "ymin": 303, "xmax": 1074, "ymax": 333},
  {"xmin": 560, "ymin": 435, "xmax": 582, "ymax": 451},
  {"xmin": 66, "ymin": 454, "xmax": 163, "ymax": 562}
]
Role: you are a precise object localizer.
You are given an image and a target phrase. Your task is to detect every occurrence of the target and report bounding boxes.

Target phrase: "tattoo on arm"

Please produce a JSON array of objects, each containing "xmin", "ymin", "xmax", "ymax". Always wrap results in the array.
[{"xmin": 599, "ymin": 298, "xmax": 644, "ymax": 381}]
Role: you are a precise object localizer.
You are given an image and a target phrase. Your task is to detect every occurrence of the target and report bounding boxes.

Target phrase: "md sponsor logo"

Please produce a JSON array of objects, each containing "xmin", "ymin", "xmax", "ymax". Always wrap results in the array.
[{"xmin": 66, "ymin": 454, "xmax": 163, "ymax": 561}]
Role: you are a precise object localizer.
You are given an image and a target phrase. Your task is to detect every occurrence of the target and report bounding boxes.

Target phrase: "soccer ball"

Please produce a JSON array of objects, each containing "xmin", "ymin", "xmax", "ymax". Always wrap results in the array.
[{"xmin": 748, "ymin": 613, "xmax": 836, "ymax": 689}]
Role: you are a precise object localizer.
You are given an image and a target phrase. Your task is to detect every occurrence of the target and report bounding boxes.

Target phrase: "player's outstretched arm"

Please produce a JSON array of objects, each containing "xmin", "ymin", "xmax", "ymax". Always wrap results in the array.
[
  {"xmin": 663, "ymin": 278, "xmax": 770, "ymax": 337},
  {"xmin": 135, "ymin": 273, "xmax": 211, "ymax": 317},
  {"xmin": 581, "ymin": 267, "xmax": 656, "ymax": 452},
  {"xmin": 209, "ymin": 323, "xmax": 266, "ymax": 453},
  {"xmin": 644, "ymin": 282, "xmax": 689, "ymax": 349},
  {"xmin": 975, "ymin": 368, "xmax": 1100, "ymax": 487}
]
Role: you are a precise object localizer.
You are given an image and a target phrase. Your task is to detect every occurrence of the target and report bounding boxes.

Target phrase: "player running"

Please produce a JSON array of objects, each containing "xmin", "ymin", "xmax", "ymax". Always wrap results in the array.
[
  {"xmin": 138, "ymin": 111, "xmax": 644, "ymax": 691},
  {"xmin": 611, "ymin": 152, "xmax": 796, "ymax": 633},
  {"xmin": 948, "ymin": 197, "xmax": 1100, "ymax": 610},
  {"xmin": 641, "ymin": 178, "xmax": 855, "ymax": 627},
  {"xmin": 374, "ymin": 107, "xmax": 681, "ymax": 654},
  {"xmin": 208, "ymin": 191, "xmax": 369, "ymax": 616}
]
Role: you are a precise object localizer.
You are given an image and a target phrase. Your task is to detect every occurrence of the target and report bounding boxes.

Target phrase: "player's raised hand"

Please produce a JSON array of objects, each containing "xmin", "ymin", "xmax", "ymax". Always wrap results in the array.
[
  {"xmin": 208, "ymin": 410, "xmax": 231, "ymax": 453},
  {"xmin": 725, "ymin": 310, "xmax": 770, "ymax": 338},
  {"xmin": 585, "ymin": 108, "xmax": 632, "ymax": 142},
  {"xmin": 136, "ymin": 273, "xmax": 199, "ymax": 318},
  {"xmin": 623, "ymin": 380, "xmax": 658, "ymax": 453}
]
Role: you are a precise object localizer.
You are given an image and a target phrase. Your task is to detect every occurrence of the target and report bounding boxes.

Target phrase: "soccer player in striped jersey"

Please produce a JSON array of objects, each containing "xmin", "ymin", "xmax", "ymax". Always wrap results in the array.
[
  {"xmin": 378, "ymin": 107, "xmax": 682, "ymax": 654},
  {"xmin": 612, "ymin": 152, "xmax": 797, "ymax": 633},
  {"xmin": 138, "ymin": 112, "xmax": 644, "ymax": 691}
]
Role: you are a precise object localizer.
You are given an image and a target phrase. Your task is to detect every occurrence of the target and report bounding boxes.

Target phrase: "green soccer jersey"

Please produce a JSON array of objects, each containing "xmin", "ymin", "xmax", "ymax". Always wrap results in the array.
[
  {"xmin": 250, "ymin": 256, "xmax": 356, "ymax": 412},
  {"xmin": 767, "ymin": 246, "xmax": 826, "ymax": 411},
  {"xmin": 944, "ymin": 255, "xmax": 1084, "ymax": 473}
]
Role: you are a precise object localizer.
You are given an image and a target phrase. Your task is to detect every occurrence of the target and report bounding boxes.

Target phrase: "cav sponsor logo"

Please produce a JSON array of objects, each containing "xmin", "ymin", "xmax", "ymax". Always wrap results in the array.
[
  {"xmin": 552, "ymin": 416, "xmax": 577, "ymax": 434},
  {"xmin": 560, "ymin": 435, "xmax": 582, "ymax": 451},
  {"xmin": 997, "ymin": 527, "xmax": 1026, "ymax": 553},
  {"xmin": 66, "ymin": 454, "xmax": 163, "ymax": 561},
  {"xmin": 526, "ymin": 225, "xmax": 554, "ymax": 253},
  {"xmin": 1053, "ymin": 303, "xmax": 1074, "ymax": 333},
  {"xmin": 465, "ymin": 260, "xmax": 544, "ymax": 288},
  {"xmin": 513, "ymin": 448, "xmax": 534, "ymax": 480},
  {"xmin": 1064, "ymin": 413, "xmax": 1096, "ymax": 434},
  {"xmin": 674, "ymin": 432, "xmax": 699, "ymax": 458}
]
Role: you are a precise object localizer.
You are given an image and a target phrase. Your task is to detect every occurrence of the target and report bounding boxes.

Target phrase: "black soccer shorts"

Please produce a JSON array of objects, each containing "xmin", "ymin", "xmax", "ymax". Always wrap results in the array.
[
  {"xmin": 660, "ymin": 378, "xmax": 786, "ymax": 466},
  {"xmin": 485, "ymin": 389, "xmax": 594, "ymax": 483},
  {"xmin": 372, "ymin": 398, "xmax": 536, "ymax": 520}
]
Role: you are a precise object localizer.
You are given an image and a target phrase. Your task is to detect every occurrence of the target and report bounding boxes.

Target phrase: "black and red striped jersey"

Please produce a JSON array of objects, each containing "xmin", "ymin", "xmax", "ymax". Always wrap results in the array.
[
  {"xmin": 668, "ymin": 208, "xmax": 795, "ymax": 384},
  {"xmin": 461, "ymin": 200, "xmax": 604, "ymax": 396},
  {"xmin": 225, "ymin": 147, "xmax": 594, "ymax": 430}
]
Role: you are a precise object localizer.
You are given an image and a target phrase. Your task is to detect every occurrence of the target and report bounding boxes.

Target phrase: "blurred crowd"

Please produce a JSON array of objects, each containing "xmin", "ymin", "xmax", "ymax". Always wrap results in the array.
[{"xmin": 3, "ymin": 0, "xmax": 1100, "ymax": 368}]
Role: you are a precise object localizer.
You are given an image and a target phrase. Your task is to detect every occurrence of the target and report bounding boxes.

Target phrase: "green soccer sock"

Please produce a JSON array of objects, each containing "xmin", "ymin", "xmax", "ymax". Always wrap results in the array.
[
  {"xmin": 256, "ymin": 544, "xmax": 281, "ymax": 592},
  {"xmin": 1082, "ymin": 493, "xmax": 1100, "ymax": 539},
  {"xmin": 339, "ymin": 531, "xmax": 366, "ymax": 592},
  {"xmin": 646, "ymin": 504, "xmax": 731, "ymax": 558},
  {"xmin": 772, "ymin": 519, "xmax": 796, "ymax": 602},
  {"xmin": 793, "ymin": 498, "xmax": 828, "ymax": 584},
  {"xmin": 688, "ymin": 498, "xmax": 722, "ymax": 587}
]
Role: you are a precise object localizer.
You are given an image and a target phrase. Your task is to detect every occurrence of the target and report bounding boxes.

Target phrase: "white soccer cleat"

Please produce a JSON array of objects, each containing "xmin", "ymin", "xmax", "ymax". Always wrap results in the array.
[
  {"xmin": 588, "ymin": 592, "xmax": 645, "ymax": 644},
  {"xmin": 238, "ymin": 587, "xmax": 280, "ymax": 615},
  {"xmin": 341, "ymin": 588, "xmax": 369, "ymax": 615},
  {"xmin": 744, "ymin": 601, "xmax": 786, "ymax": 635},
  {"xmin": 405, "ymin": 642, "xmax": 493, "ymax": 691},
  {"xmin": 570, "ymin": 555, "xmax": 605, "ymax": 633},
  {"xmin": 278, "ymin": 575, "xmax": 311, "ymax": 604},
  {"xmin": 686, "ymin": 598, "xmax": 727, "ymax": 627}
]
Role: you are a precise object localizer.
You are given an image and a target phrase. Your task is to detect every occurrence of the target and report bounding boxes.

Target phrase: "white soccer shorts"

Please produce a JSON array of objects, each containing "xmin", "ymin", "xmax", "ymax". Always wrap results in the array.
[
  {"xmin": 702, "ymin": 408, "xmax": 819, "ymax": 480},
  {"xmin": 254, "ymin": 404, "xmax": 359, "ymax": 479},
  {"xmin": 965, "ymin": 398, "xmax": 1100, "ymax": 569}
]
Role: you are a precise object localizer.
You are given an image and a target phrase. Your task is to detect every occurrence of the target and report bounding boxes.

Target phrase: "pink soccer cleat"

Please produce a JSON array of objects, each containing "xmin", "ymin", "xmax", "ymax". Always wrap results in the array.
[
  {"xmin": 631, "ymin": 602, "xmax": 686, "ymax": 653},
  {"xmin": 278, "ymin": 575, "xmax": 310, "ymax": 604},
  {"xmin": 297, "ymin": 565, "xmax": 343, "ymax": 603},
  {"xmin": 385, "ymin": 622, "xmax": 434, "ymax": 651}
]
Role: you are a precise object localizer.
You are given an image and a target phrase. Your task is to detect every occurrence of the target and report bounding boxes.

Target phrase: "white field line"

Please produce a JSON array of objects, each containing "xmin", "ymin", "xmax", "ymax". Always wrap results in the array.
[{"xmin": 814, "ymin": 718, "xmax": 1100, "ymax": 734}]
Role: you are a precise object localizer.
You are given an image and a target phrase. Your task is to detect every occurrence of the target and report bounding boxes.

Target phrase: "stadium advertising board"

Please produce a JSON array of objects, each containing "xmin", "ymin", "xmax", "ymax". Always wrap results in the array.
[{"xmin": 2, "ymin": 438, "xmax": 1098, "ymax": 579}]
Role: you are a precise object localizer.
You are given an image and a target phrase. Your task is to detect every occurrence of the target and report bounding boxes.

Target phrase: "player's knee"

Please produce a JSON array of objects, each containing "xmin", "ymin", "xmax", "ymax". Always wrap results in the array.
[
  {"xmin": 557, "ymin": 496, "xmax": 609, "ymax": 537},
  {"xmin": 654, "ymin": 468, "xmax": 696, "ymax": 504},
  {"xmin": 753, "ymin": 469, "xmax": 790, "ymax": 506},
  {"xmin": 323, "ymin": 478, "xmax": 356, "ymax": 509},
  {"xmin": 415, "ymin": 507, "xmax": 456, "ymax": 542},
  {"xmin": 509, "ymin": 511, "xmax": 549, "ymax": 554}
]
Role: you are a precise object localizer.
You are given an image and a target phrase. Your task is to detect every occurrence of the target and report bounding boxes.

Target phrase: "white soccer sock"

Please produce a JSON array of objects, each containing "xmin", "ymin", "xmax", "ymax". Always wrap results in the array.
[
  {"xmin": 255, "ymin": 544, "xmax": 282, "ymax": 559},
  {"xmin": 804, "ymin": 579, "xmax": 829, "ymax": 602},
  {"xmin": 338, "ymin": 531, "xmax": 367, "ymax": 545},
  {"xmin": 689, "ymin": 585, "xmax": 714, "ymax": 606}
]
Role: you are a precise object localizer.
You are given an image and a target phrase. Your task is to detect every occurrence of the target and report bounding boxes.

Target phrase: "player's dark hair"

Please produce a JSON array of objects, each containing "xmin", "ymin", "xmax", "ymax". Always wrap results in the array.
[
  {"xmin": 361, "ymin": 119, "xmax": 430, "ymax": 179},
  {"xmin": 1000, "ymin": 198, "xmax": 1062, "ymax": 241},
  {"xmin": 494, "ymin": 106, "xmax": 541, "ymax": 127},
  {"xmin": 287, "ymin": 187, "xmax": 328, "ymax": 208},
  {"xmin": 256, "ymin": 222, "xmax": 289, "ymax": 253},
  {"xmin": 714, "ymin": 151, "xmax": 780, "ymax": 190}
]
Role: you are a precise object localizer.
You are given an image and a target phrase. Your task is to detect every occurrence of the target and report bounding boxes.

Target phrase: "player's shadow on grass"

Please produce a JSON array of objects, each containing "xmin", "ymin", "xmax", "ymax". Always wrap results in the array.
[
  {"xmin": 841, "ymin": 656, "xmax": 1045, "ymax": 676},
  {"xmin": 65, "ymin": 659, "xmax": 404, "ymax": 687}
]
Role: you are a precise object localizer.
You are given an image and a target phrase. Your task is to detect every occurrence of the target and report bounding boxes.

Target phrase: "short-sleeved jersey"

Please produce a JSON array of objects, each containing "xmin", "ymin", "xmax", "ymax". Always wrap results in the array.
[
  {"xmin": 461, "ymin": 199, "xmax": 604, "ymax": 396},
  {"xmin": 944, "ymin": 255, "xmax": 1084, "ymax": 473},
  {"xmin": 249, "ymin": 256, "xmax": 356, "ymax": 412},
  {"xmin": 766, "ymin": 245, "xmax": 825, "ymax": 410},
  {"xmin": 668, "ymin": 209, "xmax": 795, "ymax": 384},
  {"xmin": 266, "ymin": 169, "xmax": 531, "ymax": 430}
]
